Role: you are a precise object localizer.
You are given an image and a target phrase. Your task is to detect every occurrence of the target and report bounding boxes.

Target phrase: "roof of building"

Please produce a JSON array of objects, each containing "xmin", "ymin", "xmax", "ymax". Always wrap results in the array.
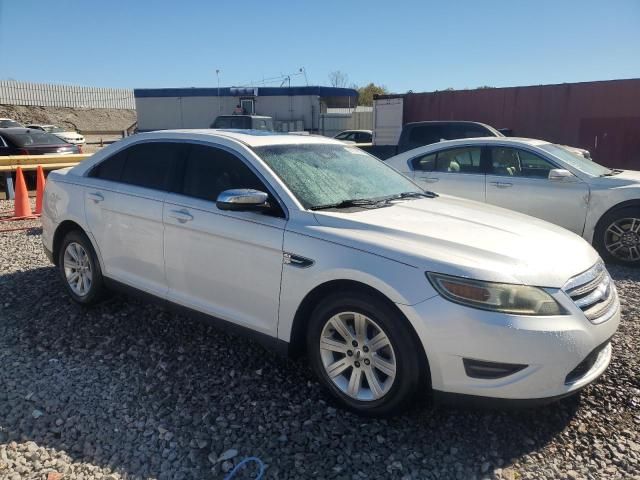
[{"xmin": 134, "ymin": 86, "xmax": 358, "ymax": 98}]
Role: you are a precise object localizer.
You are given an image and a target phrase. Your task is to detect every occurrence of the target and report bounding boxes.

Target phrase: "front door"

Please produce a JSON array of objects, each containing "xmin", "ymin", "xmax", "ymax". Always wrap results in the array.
[
  {"xmin": 163, "ymin": 143, "xmax": 286, "ymax": 336},
  {"xmin": 412, "ymin": 145, "xmax": 486, "ymax": 202},
  {"xmin": 484, "ymin": 146, "xmax": 590, "ymax": 234}
]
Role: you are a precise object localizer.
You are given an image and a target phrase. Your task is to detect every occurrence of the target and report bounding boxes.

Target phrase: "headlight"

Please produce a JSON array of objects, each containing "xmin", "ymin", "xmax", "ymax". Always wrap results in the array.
[{"xmin": 426, "ymin": 272, "xmax": 567, "ymax": 316}]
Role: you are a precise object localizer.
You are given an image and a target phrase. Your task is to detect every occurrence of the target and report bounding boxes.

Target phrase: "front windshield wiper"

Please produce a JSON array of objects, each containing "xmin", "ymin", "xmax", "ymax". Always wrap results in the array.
[
  {"xmin": 309, "ymin": 198, "xmax": 389, "ymax": 211},
  {"xmin": 600, "ymin": 169, "xmax": 623, "ymax": 177},
  {"xmin": 392, "ymin": 191, "xmax": 439, "ymax": 199}
]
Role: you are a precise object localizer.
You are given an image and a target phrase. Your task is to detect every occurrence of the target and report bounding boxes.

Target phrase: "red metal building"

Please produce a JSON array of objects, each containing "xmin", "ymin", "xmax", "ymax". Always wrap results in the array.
[{"xmin": 402, "ymin": 78, "xmax": 640, "ymax": 169}]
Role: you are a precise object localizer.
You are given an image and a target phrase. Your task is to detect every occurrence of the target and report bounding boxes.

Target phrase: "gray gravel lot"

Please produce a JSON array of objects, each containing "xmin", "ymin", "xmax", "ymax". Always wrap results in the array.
[{"xmin": 0, "ymin": 202, "xmax": 639, "ymax": 480}]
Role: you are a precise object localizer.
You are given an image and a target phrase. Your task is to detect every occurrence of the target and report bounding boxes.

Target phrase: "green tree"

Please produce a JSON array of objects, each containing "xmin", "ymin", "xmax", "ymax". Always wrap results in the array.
[{"xmin": 357, "ymin": 83, "xmax": 389, "ymax": 106}]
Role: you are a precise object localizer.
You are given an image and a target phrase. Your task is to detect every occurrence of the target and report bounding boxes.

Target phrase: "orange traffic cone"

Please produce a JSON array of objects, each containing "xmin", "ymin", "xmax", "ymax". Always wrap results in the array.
[
  {"xmin": 12, "ymin": 167, "xmax": 34, "ymax": 219},
  {"xmin": 35, "ymin": 165, "xmax": 46, "ymax": 215}
]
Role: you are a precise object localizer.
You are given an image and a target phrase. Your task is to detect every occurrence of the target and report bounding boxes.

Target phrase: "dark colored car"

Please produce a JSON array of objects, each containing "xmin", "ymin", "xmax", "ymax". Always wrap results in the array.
[
  {"xmin": 0, "ymin": 128, "xmax": 81, "ymax": 155},
  {"xmin": 210, "ymin": 115, "xmax": 274, "ymax": 131},
  {"xmin": 397, "ymin": 121, "xmax": 503, "ymax": 154}
]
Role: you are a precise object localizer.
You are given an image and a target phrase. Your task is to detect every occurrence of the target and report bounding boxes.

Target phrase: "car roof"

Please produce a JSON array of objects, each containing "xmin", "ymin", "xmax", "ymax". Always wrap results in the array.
[
  {"xmin": 405, "ymin": 136, "xmax": 551, "ymax": 152},
  {"xmin": 26, "ymin": 124, "xmax": 55, "ymax": 127},
  {"xmin": 404, "ymin": 120, "xmax": 493, "ymax": 127},
  {"xmin": 149, "ymin": 129, "xmax": 344, "ymax": 147},
  {"xmin": 337, "ymin": 129, "xmax": 372, "ymax": 134},
  {"xmin": 0, "ymin": 127, "xmax": 58, "ymax": 135}
]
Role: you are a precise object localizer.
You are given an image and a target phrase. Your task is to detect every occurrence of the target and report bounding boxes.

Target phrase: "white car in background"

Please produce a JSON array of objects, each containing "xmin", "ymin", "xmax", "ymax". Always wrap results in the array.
[
  {"xmin": 334, "ymin": 129, "xmax": 373, "ymax": 145},
  {"xmin": 0, "ymin": 118, "xmax": 24, "ymax": 128},
  {"xmin": 386, "ymin": 137, "xmax": 640, "ymax": 266},
  {"xmin": 42, "ymin": 130, "xmax": 619, "ymax": 415},
  {"xmin": 26, "ymin": 124, "xmax": 85, "ymax": 145}
]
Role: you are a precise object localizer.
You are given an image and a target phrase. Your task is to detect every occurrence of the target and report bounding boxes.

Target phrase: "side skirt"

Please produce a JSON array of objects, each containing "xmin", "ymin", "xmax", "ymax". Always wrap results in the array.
[{"xmin": 103, "ymin": 277, "xmax": 290, "ymax": 357}]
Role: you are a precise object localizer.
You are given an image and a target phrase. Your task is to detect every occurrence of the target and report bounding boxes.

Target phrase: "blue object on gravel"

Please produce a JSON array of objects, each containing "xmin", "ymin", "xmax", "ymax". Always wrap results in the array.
[{"xmin": 223, "ymin": 456, "xmax": 265, "ymax": 480}]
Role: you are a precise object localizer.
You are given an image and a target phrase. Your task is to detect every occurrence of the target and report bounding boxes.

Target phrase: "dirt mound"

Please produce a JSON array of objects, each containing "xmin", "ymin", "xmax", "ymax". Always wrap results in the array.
[{"xmin": 0, "ymin": 104, "xmax": 136, "ymax": 132}]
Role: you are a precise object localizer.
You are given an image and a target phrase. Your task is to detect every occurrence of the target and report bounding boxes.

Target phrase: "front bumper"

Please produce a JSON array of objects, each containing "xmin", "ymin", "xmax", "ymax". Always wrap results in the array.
[{"xmin": 397, "ymin": 288, "xmax": 620, "ymax": 402}]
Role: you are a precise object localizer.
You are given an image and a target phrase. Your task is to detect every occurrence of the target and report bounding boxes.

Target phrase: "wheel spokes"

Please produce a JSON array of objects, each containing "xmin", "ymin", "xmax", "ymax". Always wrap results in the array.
[
  {"xmin": 373, "ymin": 355, "xmax": 396, "ymax": 377},
  {"xmin": 319, "ymin": 311, "xmax": 397, "ymax": 402},
  {"xmin": 369, "ymin": 332, "xmax": 390, "ymax": 352},
  {"xmin": 330, "ymin": 316, "xmax": 355, "ymax": 344},
  {"xmin": 320, "ymin": 336, "xmax": 349, "ymax": 354},
  {"xmin": 347, "ymin": 367, "xmax": 362, "ymax": 397},
  {"xmin": 326, "ymin": 358, "xmax": 350, "ymax": 379}
]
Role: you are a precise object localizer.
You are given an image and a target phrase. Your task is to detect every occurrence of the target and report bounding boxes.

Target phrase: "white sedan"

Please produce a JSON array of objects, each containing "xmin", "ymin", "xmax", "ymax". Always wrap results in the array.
[
  {"xmin": 386, "ymin": 137, "xmax": 640, "ymax": 266},
  {"xmin": 26, "ymin": 124, "xmax": 85, "ymax": 145},
  {"xmin": 42, "ymin": 130, "xmax": 619, "ymax": 415}
]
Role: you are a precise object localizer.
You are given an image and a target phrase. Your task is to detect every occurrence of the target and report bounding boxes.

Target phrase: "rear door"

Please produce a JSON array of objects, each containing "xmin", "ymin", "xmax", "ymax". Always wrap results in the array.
[
  {"xmin": 84, "ymin": 142, "xmax": 184, "ymax": 296},
  {"xmin": 163, "ymin": 143, "xmax": 286, "ymax": 336},
  {"xmin": 485, "ymin": 146, "xmax": 589, "ymax": 234},
  {"xmin": 411, "ymin": 145, "xmax": 486, "ymax": 201}
]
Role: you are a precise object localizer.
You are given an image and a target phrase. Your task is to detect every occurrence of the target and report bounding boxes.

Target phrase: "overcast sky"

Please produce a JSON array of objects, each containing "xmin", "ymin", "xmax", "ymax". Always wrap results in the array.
[{"xmin": 1, "ymin": 0, "xmax": 639, "ymax": 93}]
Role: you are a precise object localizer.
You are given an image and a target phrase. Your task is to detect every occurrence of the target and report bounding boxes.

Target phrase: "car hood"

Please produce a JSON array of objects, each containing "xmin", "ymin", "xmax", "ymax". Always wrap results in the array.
[
  {"xmin": 309, "ymin": 196, "xmax": 599, "ymax": 288},
  {"xmin": 590, "ymin": 169, "xmax": 640, "ymax": 188}
]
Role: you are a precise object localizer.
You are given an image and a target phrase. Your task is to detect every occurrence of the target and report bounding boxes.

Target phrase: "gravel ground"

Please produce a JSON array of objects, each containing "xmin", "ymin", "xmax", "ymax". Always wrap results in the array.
[{"xmin": 0, "ymin": 199, "xmax": 638, "ymax": 480}]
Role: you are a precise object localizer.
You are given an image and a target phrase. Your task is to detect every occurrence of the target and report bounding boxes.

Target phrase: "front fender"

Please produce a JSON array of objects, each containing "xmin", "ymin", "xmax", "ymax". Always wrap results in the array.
[{"xmin": 277, "ymin": 230, "xmax": 437, "ymax": 342}]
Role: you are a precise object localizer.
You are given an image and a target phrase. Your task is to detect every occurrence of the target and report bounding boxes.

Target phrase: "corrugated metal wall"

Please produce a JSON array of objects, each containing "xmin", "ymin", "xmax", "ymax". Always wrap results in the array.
[
  {"xmin": 402, "ymin": 79, "xmax": 640, "ymax": 168},
  {"xmin": 320, "ymin": 109, "xmax": 373, "ymax": 137},
  {"xmin": 0, "ymin": 81, "xmax": 135, "ymax": 109}
]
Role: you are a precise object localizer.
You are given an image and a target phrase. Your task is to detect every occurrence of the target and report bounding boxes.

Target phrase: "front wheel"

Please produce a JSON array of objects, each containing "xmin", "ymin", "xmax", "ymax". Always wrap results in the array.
[
  {"xmin": 307, "ymin": 291, "xmax": 427, "ymax": 416},
  {"xmin": 595, "ymin": 207, "xmax": 640, "ymax": 266}
]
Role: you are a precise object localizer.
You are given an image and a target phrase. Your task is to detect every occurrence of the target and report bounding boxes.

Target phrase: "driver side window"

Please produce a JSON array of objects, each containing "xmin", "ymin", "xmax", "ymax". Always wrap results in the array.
[
  {"xmin": 489, "ymin": 147, "xmax": 556, "ymax": 178},
  {"xmin": 181, "ymin": 144, "xmax": 267, "ymax": 203}
]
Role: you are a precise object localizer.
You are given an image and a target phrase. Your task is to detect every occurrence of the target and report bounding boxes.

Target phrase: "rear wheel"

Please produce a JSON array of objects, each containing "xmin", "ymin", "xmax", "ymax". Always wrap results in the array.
[
  {"xmin": 307, "ymin": 291, "xmax": 426, "ymax": 416},
  {"xmin": 595, "ymin": 207, "xmax": 640, "ymax": 266},
  {"xmin": 58, "ymin": 230, "xmax": 106, "ymax": 305}
]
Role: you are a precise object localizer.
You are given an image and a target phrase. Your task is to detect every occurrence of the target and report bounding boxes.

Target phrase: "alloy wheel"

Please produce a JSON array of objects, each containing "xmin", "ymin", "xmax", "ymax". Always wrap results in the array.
[
  {"xmin": 604, "ymin": 217, "xmax": 640, "ymax": 262},
  {"xmin": 63, "ymin": 242, "xmax": 93, "ymax": 296},
  {"xmin": 319, "ymin": 311, "xmax": 397, "ymax": 401}
]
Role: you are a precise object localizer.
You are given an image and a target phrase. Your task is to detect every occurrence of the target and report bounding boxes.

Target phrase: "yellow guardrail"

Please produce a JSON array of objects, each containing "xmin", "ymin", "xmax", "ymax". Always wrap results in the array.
[
  {"xmin": 1, "ymin": 154, "xmax": 92, "ymax": 199},
  {"xmin": 0, "ymin": 153, "xmax": 91, "ymax": 173}
]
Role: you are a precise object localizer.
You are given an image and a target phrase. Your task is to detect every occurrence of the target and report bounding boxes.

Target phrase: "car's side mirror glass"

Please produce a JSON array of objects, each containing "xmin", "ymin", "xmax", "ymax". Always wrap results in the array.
[
  {"xmin": 216, "ymin": 189, "xmax": 269, "ymax": 211},
  {"xmin": 548, "ymin": 168, "xmax": 574, "ymax": 181}
]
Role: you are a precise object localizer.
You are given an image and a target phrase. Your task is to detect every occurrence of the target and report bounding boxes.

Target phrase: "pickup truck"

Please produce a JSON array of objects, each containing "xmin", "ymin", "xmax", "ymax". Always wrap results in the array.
[{"xmin": 362, "ymin": 120, "xmax": 590, "ymax": 160}]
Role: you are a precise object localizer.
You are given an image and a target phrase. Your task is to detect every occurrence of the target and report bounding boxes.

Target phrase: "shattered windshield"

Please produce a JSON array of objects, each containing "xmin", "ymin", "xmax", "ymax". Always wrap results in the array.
[{"xmin": 254, "ymin": 144, "xmax": 422, "ymax": 209}]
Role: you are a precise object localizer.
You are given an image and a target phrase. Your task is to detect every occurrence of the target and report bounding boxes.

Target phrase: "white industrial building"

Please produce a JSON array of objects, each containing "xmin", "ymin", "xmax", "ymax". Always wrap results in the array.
[{"xmin": 134, "ymin": 86, "xmax": 358, "ymax": 132}]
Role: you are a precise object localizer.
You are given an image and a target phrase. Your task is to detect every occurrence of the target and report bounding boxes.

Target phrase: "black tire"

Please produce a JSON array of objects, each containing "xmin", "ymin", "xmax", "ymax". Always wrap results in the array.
[
  {"xmin": 594, "ymin": 206, "xmax": 640, "ymax": 266},
  {"xmin": 57, "ymin": 229, "xmax": 106, "ymax": 305},
  {"xmin": 307, "ymin": 291, "xmax": 428, "ymax": 416}
]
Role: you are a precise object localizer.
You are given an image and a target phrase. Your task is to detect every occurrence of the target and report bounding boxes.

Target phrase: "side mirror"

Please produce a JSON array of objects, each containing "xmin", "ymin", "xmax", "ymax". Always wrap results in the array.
[
  {"xmin": 216, "ymin": 189, "xmax": 269, "ymax": 211},
  {"xmin": 548, "ymin": 169, "xmax": 574, "ymax": 181}
]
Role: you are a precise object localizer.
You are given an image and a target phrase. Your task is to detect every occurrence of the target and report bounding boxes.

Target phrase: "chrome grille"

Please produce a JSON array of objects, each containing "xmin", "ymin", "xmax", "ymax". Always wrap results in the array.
[{"xmin": 563, "ymin": 262, "xmax": 618, "ymax": 324}]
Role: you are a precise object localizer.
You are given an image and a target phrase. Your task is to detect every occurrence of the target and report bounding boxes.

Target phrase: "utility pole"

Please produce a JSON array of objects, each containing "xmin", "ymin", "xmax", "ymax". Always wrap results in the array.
[{"xmin": 216, "ymin": 69, "xmax": 221, "ymax": 112}]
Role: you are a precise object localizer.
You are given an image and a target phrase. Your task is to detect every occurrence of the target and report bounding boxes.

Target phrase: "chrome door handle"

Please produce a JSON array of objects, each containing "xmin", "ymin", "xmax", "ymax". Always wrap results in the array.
[
  {"xmin": 489, "ymin": 181, "xmax": 513, "ymax": 188},
  {"xmin": 168, "ymin": 209, "xmax": 194, "ymax": 223},
  {"xmin": 88, "ymin": 192, "xmax": 104, "ymax": 203},
  {"xmin": 421, "ymin": 177, "xmax": 439, "ymax": 183}
]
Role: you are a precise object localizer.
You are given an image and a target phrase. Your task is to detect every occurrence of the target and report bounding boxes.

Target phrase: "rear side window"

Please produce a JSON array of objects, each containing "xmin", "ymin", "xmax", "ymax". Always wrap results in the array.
[
  {"xmin": 181, "ymin": 145, "xmax": 266, "ymax": 202},
  {"xmin": 121, "ymin": 142, "xmax": 183, "ymax": 190},
  {"xmin": 214, "ymin": 117, "xmax": 231, "ymax": 128},
  {"xmin": 435, "ymin": 147, "xmax": 482, "ymax": 173},
  {"xmin": 408, "ymin": 126, "xmax": 442, "ymax": 145},
  {"xmin": 90, "ymin": 150, "xmax": 127, "ymax": 181},
  {"xmin": 90, "ymin": 142, "xmax": 184, "ymax": 190}
]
